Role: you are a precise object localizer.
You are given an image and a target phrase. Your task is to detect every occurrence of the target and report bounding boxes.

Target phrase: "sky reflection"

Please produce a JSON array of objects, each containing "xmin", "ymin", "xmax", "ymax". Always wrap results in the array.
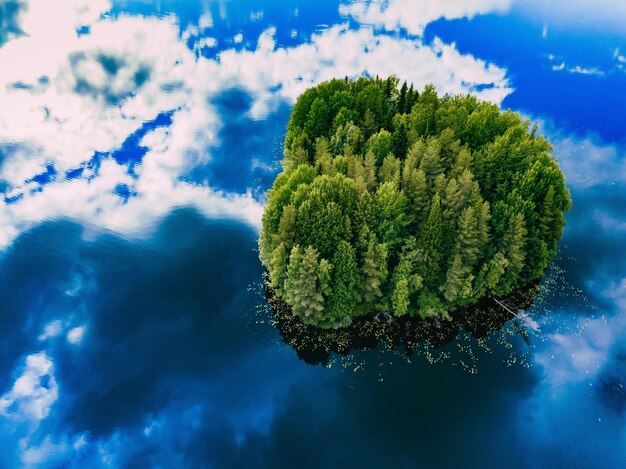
[{"xmin": 0, "ymin": 0, "xmax": 625, "ymax": 467}]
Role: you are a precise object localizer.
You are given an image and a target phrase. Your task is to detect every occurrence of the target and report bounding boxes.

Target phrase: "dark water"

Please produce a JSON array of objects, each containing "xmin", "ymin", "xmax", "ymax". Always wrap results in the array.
[{"xmin": 0, "ymin": 0, "xmax": 625, "ymax": 467}]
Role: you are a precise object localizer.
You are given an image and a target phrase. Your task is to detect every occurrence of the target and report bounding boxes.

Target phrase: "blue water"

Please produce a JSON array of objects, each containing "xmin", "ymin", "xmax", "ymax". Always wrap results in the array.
[{"xmin": 0, "ymin": 1, "xmax": 625, "ymax": 467}]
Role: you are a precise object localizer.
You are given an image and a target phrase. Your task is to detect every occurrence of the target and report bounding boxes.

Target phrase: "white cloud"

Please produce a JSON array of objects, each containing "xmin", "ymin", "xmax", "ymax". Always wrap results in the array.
[
  {"xmin": 38, "ymin": 321, "xmax": 63, "ymax": 341},
  {"xmin": 340, "ymin": 0, "xmax": 511, "ymax": 36},
  {"xmin": 0, "ymin": 353, "xmax": 58, "ymax": 422},
  {"xmin": 536, "ymin": 318, "xmax": 614, "ymax": 392},
  {"xmin": 0, "ymin": 0, "xmax": 512, "ymax": 250},
  {"xmin": 20, "ymin": 436, "xmax": 68, "ymax": 467},
  {"xmin": 66, "ymin": 326, "xmax": 85, "ymax": 345},
  {"xmin": 551, "ymin": 62, "xmax": 605, "ymax": 77},
  {"xmin": 218, "ymin": 25, "xmax": 512, "ymax": 120},
  {"xmin": 0, "ymin": 13, "xmax": 194, "ymax": 179},
  {"xmin": 250, "ymin": 10, "xmax": 264, "ymax": 22},
  {"xmin": 549, "ymin": 130, "xmax": 626, "ymax": 188}
]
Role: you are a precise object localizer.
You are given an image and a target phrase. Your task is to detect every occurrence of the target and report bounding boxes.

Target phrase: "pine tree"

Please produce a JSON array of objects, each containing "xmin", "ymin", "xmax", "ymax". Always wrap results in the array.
[
  {"xmin": 373, "ymin": 182, "xmax": 410, "ymax": 249},
  {"xmin": 407, "ymin": 84, "xmax": 417, "ymax": 111},
  {"xmin": 392, "ymin": 118, "xmax": 409, "ymax": 159},
  {"xmin": 419, "ymin": 138, "xmax": 443, "ymax": 186},
  {"xmin": 379, "ymin": 153, "xmax": 401, "ymax": 186},
  {"xmin": 284, "ymin": 245, "xmax": 325, "ymax": 324},
  {"xmin": 261, "ymin": 77, "xmax": 571, "ymax": 326},
  {"xmin": 328, "ymin": 241, "xmax": 363, "ymax": 322},
  {"xmin": 304, "ymin": 97, "xmax": 331, "ymax": 139},
  {"xmin": 398, "ymin": 80, "xmax": 408, "ymax": 114},
  {"xmin": 443, "ymin": 177, "xmax": 462, "ymax": 224},
  {"xmin": 442, "ymin": 253, "xmax": 466, "ymax": 303},
  {"xmin": 438, "ymin": 128, "xmax": 460, "ymax": 171},
  {"xmin": 391, "ymin": 274, "xmax": 410, "ymax": 316},
  {"xmin": 269, "ymin": 242, "xmax": 289, "ymax": 291},
  {"xmin": 404, "ymin": 169, "xmax": 428, "ymax": 225},
  {"xmin": 362, "ymin": 235, "xmax": 388, "ymax": 303},
  {"xmin": 476, "ymin": 200, "xmax": 491, "ymax": 254},
  {"xmin": 318, "ymin": 258, "xmax": 332, "ymax": 296},
  {"xmin": 363, "ymin": 108, "xmax": 378, "ymax": 139},
  {"xmin": 363, "ymin": 150, "xmax": 378, "ymax": 191},
  {"xmin": 406, "ymin": 139, "xmax": 426, "ymax": 169},
  {"xmin": 418, "ymin": 193, "xmax": 443, "ymax": 288},
  {"xmin": 450, "ymin": 148, "xmax": 472, "ymax": 180},
  {"xmin": 498, "ymin": 212, "xmax": 527, "ymax": 292},
  {"xmin": 366, "ymin": 129, "xmax": 394, "ymax": 165},
  {"xmin": 539, "ymin": 185, "xmax": 557, "ymax": 245},
  {"xmin": 455, "ymin": 206, "xmax": 480, "ymax": 268},
  {"xmin": 278, "ymin": 205, "xmax": 297, "ymax": 247},
  {"xmin": 476, "ymin": 252, "xmax": 508, "ymax": 294}
]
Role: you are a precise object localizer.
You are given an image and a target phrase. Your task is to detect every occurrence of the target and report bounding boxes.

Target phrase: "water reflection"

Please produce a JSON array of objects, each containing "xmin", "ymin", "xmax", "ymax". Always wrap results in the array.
[
  {"xmin": 266, "ymin": 277, "xmax": 541, "ymax": 367},
  {"xmin": 0, "ymin": 0, "xmax": 625, "ymax": 466}
]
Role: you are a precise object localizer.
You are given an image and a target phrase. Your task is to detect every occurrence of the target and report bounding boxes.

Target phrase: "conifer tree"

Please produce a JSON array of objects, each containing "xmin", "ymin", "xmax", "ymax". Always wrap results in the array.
[
  {"xmin": 398, "ymin": 80, "xmax": 408, "ymax": 114},
  {"xmin": 284, "ymin": 245, "xmax": 325, "ymax": 324},
  {"xmin": 392, "ymin": 118, "xmax": 409, "ymax": 159},
  {"xmin": 263, "ymin": 77, "xmax": 571, "ymax": 327},
  {"xmin": 363, "ymin": 150, "xmax": 378, "ymax": 191},
  {"xmin": 442, "ymin": 253, "xmax": 466, "ymax": 303},
  {"xmin": 419, "ymin": 138, "xmax": 443, "ymax": 187},
  {"xmin": 391, "ymin": 274, "xmax": 410, "ymax": 316},
  {"xmin": 498, "ymin": 213, "xmax": 528, "ymax": 292},
  {"xmin": 328, "ymin": 241, "xmax": 363, "ymax": 322},
  {"xmin": 362, "ymin": 235, "xmax": 389, "ymax": 303},
  {"xmin": 418, "ymin": 193, "xmax": 443, "ymax": 287},
  {"xmin": 270, "ymin": 242, "xmax": 289, "ymax": 291},
  {"xmin": 455, "ymin": 206, "xmax": 480, "ymax": 268},
  {"xmin": 278, "ymin": 205, "xmax": 297, "ymax": 247},
  {"xmin": 363, "ymin": 108, "xmax": 378, "ymax": 139},
  {"xmin": 379, "ymin": 153, "xmax": 401, "ymax": 186}
]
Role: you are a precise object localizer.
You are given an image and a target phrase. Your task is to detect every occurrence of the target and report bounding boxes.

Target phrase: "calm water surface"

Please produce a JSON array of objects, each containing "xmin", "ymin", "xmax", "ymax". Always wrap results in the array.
[{"xmin": 0, "ymin": 0, "xmax": 625, "ymax": 467}]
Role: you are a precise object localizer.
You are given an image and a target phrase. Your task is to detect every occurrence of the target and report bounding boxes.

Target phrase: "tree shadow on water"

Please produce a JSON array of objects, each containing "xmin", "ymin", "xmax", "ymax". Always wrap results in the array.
[{"xmin": 265, "ymin": 277, "xmax": 540, "ymax": 366}]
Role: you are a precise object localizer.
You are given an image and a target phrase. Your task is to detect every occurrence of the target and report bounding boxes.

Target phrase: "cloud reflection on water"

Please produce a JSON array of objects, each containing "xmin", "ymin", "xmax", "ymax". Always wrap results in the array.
[{"xmin": 0, "ymin": 0, "xmax": 624, "ymax": 467}]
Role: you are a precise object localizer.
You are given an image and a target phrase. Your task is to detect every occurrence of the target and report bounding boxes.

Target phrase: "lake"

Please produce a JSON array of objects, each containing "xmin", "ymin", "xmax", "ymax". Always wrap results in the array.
[{"xmin": 0, "ymin": 0, "xmax": 625, "ymax": 467}]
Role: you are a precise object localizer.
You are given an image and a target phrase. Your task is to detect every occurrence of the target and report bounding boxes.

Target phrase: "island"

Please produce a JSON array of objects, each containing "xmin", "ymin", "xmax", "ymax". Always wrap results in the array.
[{"xmin": 260, "ymin": 76, "xmax": 571, "ymax": 329}]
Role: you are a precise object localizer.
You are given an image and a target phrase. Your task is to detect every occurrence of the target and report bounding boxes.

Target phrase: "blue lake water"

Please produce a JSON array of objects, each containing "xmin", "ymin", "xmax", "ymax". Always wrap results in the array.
[{"xmin": 0, "ymin": 0, "xmax": 625, "ymax": 467}]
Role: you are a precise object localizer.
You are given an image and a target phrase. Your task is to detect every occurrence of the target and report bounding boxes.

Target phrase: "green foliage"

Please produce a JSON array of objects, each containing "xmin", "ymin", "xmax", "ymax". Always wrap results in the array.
[
  {"xmin": 328, "ymin": 241, "xmax": 363, "ymax": 324},
  {"xmin": 362, "ymin": 234, "xmax": 388, "ymax": 303},
  {"xmin": 284, "ymin": 245, "xmax": 326, "ymax": 325},
  {"xmin": 366, "ymin": 129, "xmax": 394, "ymax": 165},
  {"xmin": 262, "ymin": 77, "xmax": 571, "ymax": 327}
]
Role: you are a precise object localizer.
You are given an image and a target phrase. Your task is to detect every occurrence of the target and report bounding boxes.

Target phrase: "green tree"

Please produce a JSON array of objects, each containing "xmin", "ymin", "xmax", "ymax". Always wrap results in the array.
[
  {"xmin": 304, "ymin": 97, "xmax": 332, "ymax": 140},
  {"xmin": 363, "ymin": 150, "xmax": 378, "ymax": 190},
  {"xmin": 418, "ymin": 193, "xmax": 444, "ymax": 287},
  {"xmin": 269, "ymin": 242, "xmax": 289, "ymax": 291},
  {"xmin": 362, "ymin": 235, "xmax": 389, "ymax": 303},
  {"xmin": 363, "ymin": 108, "xmax": 378, "ymax": 139},
  {"xmin": 261, "ymin": 76, "xmax": 570, "ymax": 327},
  {"xmin": 328, "ymin": 241, "xmax": 363, "ymax": 322},
  {"xmin": 497, "ymin": 212, "xmax": 528, "ymax": 293},
  {"xmin": 442, "ymin": 253, "xmax": 469, "ymax": 303},
  {"xmin": 392, "ymin": 115, "xmax": 410, "ymax": 159},
  {"xmin": 391, "ymin": 274, "xmax": 410, "ymax": 316},
  {"xmin": 418, "ymin": 137, "xmax": 443, "ymax": 186},
  {"xmin": 278, "ymin": 205, "xmax": 297, "ymax": 247},
  {"xmin": 284, "ymin": 245, "xmax": 325, "ymax": 324},
  {"xmin": 373, "ymin": 182, "xmax": 410, "ymax": 249},
  {"xmin": 397, "ymin": 80, "xmax": 408, "ymax": 114},
  {"xmin": 366, "ymin": 129, "xmax": 394, "ymax": 165},
  {"xmin": 379, "ymin": 153, "xmax": 401, "ymax": 186}
]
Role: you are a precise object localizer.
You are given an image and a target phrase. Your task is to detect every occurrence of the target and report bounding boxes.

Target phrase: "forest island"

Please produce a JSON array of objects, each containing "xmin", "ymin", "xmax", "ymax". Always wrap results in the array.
[{"xmin": 260, "ymin": 77, "xmax": 571, "ymax": 329}]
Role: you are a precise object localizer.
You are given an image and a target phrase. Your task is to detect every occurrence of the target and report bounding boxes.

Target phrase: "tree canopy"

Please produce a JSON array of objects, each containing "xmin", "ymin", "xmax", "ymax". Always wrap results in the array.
[{"xmin": 260, "ymin": 76, "xmax": 571, "ymax": 328}]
